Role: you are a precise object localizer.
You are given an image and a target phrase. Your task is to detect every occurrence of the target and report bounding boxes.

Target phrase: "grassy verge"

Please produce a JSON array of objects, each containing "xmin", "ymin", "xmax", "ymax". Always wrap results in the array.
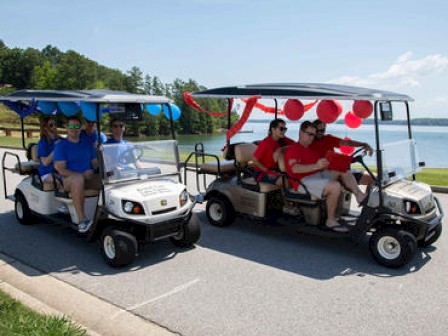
[{"xmin": 0, "ymin": 289, "xmax": 87, "ymax": 336}]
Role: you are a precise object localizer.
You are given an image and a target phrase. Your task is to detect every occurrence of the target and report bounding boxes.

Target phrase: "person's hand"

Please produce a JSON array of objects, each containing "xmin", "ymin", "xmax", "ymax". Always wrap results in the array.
[
  {"xmin": 316, "ymin": 158, "xmax": 329, "ymax": 170},
  {"xmin": 83, "ymin": 169, "xmax": 94, "ymax": 178},
  {"xmin": 362, "ymin": 143, "xmax": 374, "ymax": 156}
]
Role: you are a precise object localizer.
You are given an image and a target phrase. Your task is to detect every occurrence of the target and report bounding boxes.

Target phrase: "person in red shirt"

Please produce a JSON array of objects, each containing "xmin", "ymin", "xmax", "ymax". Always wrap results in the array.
[
  {"xmin": 285, "ymin": 121, "xmax": 367, "ymax": 232},
  {"xmin": 253, "ymin": 118, "xmax": 294, "ymax": 185},
  {"xmin": 310, "ymin": 119, "xmax": 374, "ymax": 186}
]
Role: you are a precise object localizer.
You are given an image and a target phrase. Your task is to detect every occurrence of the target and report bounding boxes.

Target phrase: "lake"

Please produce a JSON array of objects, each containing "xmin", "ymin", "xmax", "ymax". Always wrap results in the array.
[{"xmin": 133, "ymin": 122, "xmax": 448, "ymax": 168}]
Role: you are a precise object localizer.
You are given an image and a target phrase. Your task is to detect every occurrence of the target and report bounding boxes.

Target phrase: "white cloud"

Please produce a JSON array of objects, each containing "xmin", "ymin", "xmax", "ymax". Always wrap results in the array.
[
  {"xmin": 424, "ymin": 96, "xmax": 448, "ymax": 107},
  {"xmin": 328, "ymin": 52, "xmax": 448, "ymax": 89}
]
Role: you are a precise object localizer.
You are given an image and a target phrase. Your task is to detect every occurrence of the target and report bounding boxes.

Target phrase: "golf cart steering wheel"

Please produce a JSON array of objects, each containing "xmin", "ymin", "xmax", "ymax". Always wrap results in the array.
[
  {"xmin": 351, "ymin": 147, "xmax": 367, "ymax": 164},
  {"xmin": 118, "ymin": 146, "xmax": 144, "ymax": 165}
]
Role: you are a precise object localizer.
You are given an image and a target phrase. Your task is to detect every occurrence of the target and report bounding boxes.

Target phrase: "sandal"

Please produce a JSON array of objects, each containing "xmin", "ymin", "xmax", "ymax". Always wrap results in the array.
[{"xmin": 325, "ymin": 221, "xmax": 349, "ymax": 233}]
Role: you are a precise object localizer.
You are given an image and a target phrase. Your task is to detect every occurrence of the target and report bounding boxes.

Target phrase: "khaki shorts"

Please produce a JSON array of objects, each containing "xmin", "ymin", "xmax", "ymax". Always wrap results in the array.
[
  {"xmin": 299, "ymin": 170, "xmax": 334, "ymax": 199},
  {"xmin": 63, "ymin": 173, "xmax": 101, "ymax": 191}
]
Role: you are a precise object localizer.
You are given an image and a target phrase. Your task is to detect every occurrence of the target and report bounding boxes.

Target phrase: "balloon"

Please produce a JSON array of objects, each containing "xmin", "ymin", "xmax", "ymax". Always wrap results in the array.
[
  {"xmin": 283, "ymin": 99, "xmax": 304, "ymax": 121},
  {"xmin": 316, "ymin": 100, "xmax": 342, "ymax": 123},
  {"xmin": 344, "ymin": 111, "xmax": 362, "ymax": 128},
  {"xmin": 162, "ymin": 103, "xmax": 181, "ymax": 121},
  {"xmin": 80, "ymin": 102, "xmax": 101, "ymax": 121},
  {"xmin": 340, "ymin": 137, "xmax": 355, "ymax": 155},
  {"xmin": 146, "ymin": 104, "xmax": 161, "ymax": 116},
  {"xmin": 37, "ymin": 101, "xmax": 57, "ymax": 115},
  {"xmin": 353, "ymin": 100, "xmax": 373, "ymax": 118},
  {"xmin": 57, "ymin": 102, "xmax": 79, "ymax": 116}
]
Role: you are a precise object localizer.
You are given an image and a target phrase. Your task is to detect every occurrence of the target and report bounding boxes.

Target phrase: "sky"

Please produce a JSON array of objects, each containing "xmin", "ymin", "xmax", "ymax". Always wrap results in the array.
[{"xmin": 1, "ymin": 0, "xmax": 447, "ymax": 118}]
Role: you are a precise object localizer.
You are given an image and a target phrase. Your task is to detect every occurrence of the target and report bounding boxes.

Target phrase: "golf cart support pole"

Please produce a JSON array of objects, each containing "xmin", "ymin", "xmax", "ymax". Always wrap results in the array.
[
  {"xmin": 373, "ymin": 100, "xmax": 384, "ymax": 207},
  {"xmin": 20, "ymin": 117, "xmax": 26, "ymax": 150}
]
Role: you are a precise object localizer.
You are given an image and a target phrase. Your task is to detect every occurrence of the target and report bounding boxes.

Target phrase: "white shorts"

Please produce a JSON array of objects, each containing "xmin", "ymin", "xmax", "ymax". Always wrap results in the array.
[{"xmin": 300, "ymin": 170, "xmax": 334, "ymax": 199}]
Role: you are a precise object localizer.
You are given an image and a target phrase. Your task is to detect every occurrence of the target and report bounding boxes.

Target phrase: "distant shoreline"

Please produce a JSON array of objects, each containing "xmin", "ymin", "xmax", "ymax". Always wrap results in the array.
[{"xmin": 247, "ymin": 118, "xmax": 448, "ymax": 126}]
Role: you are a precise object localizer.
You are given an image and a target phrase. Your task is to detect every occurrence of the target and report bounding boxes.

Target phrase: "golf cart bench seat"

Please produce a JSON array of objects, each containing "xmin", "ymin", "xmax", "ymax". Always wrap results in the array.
[
  {"xmin": 234, "ymin": 143, "xmax": 280, "ymax": 193},
  {"xmin": 12, "ymin": 144, "xmax": 39, "ymax": 175}
]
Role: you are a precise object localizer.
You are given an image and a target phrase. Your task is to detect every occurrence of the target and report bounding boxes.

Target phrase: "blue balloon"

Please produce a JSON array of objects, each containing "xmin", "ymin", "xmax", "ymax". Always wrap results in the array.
[
  {"xmin": 57, "ymin": 102, "xmax": 79, "ymax": 116},
  {"xmin": 80, "ymin": 102, "xmax": 101, "ymax": 121},
  {"xmin": 146, "ymin": 104, "xmax": 161, "ymax": 116},
  {"xmin": 162, "ymin": 104, "xmax": 181, "ymax": 121},
  {"xmin": 37, "ymin": 101, "xmax": 57, "ymax": 115}
]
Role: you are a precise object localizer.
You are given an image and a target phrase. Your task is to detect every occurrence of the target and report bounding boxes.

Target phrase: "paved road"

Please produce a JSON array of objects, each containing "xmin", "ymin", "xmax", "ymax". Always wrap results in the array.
[{"xmin": 1, "ymin": 147, "xmax": 447, "ymax": 336}]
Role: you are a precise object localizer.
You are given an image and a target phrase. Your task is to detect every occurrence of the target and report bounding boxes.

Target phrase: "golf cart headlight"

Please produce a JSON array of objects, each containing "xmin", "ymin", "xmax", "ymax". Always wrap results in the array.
[
  {"xmin": 404, "ymin": 200, "xmax": 421, "ymax": 215},
  {"xmin": 179, "ymin": 189, "xmax": 188, "ymax": 207},
  {"xmin": 122, "ymin": 200, "xmax": 145, "ymax": 215}
]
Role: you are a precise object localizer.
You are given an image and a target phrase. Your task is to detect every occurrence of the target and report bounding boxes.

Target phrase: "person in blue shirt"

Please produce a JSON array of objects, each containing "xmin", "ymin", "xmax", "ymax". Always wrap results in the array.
[
  {"xmin": 37, "ymin": 116, "xmax": 61, "ymax": 182},
  {"xmin": 54, "ymin": 116, "xmax": 100, "ymax": 233},
  {"xmin": 105, "ymin": 118, "xmax": 127, "ymax": 144},
  {"xmin": 80, "ymin": 120, "xmax": 107, "ymax": 146}
]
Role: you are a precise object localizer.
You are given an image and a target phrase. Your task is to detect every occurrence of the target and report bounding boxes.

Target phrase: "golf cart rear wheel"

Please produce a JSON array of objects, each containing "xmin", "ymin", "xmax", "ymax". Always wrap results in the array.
[
  {"xmin": 170, "ymin": 214, "xmax": 201, "ymax": 247},
  {"xmin": 418, "ymin": 223, "xmax": 442, "ymax": 248},
  {"xmin": 100, "ymin": 227, "xmax": 138, "ymax": 267},
  {"xmin": 15, "ymin": 191, "xmax": 34, "ymax": 225},
  {"xmin": 370, "ymin": 226, "xmax": 417, "ymax": 268},
  {"xmin": 206, "ymin": 196, "xmax": 235, "ymax": 227}
]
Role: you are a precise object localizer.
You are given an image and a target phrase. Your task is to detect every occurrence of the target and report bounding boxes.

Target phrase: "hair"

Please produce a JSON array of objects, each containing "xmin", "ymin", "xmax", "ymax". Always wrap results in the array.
[
  {"xmin": 109, "ymin": 117, "xmax": 124, "ymax": 128},
  {"xmin": 39, "ymin": 116, "xmax": 56, "ymax": 141},
  {"xmin": 300, "ymin": 120, "xmax": 317, "ymax": 132},
  {"xmin": 313, "ymin": 119, "xmax": 323, "ymax": 127},
  {"xmin": 268, "ymin": 118, "xmax": 286, "ymax": 135},
  {"xmin": 66, "ymin": 115, "xmax": 81, "ymax": 125}
]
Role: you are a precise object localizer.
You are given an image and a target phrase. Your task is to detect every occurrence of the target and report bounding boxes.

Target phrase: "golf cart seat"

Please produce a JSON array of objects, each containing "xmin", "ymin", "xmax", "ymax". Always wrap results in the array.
[
  {"xmin": 234, "ymin": 143, "xmax": 280, "ymax": 193},
  {"xmin": 12, "ymin": 143, "xmax": 39, "ymax": 175}
]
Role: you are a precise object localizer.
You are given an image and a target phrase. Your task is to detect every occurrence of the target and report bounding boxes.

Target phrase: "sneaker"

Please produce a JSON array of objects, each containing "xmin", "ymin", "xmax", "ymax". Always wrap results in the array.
[{"xmin": 78, "ymin": 218, "xmax": 93, "ymax": 233}]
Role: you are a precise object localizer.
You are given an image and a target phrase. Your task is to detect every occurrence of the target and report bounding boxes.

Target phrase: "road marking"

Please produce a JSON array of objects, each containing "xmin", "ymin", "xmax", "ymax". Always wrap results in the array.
[{"xmin": 112, "ymin": 278, "xmax": 200, "ymax": 318}]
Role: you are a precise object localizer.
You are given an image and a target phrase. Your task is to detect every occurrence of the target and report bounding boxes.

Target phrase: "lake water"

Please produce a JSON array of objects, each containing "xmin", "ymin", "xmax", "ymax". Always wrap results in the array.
[{"xmin": 171, "ymin": 122, "xmax": 448, "ymax": 168}]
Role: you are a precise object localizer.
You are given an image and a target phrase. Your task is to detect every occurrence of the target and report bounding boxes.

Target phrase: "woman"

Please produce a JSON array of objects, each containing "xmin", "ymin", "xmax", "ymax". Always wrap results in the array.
[
  {"xmin": 252, "ymin": 118, "xmax": 294, "ymax": 185},
  {"xmin": 37, "ymin": 116, "xmax": 60, "ymax": 182}
]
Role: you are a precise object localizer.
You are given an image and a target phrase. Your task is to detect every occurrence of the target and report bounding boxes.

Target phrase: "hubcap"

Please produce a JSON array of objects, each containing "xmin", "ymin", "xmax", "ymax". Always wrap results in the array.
[
  {"xmin": 209, "ymin": 203, "xmax": 223, "ymax": 221},
  {"xmin": 103, "ymin": 236, "xmax": 116, "ymax": 259},
  {"xmin": 377, "ymin": 236, "xmax": 401, "ymax": 259}
]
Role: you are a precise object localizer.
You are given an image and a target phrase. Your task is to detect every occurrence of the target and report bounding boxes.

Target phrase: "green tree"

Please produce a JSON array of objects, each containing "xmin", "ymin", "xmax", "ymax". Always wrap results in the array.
[{"xmin": 125, "ymin": 66, "xmax": 144, "ymax": 93}]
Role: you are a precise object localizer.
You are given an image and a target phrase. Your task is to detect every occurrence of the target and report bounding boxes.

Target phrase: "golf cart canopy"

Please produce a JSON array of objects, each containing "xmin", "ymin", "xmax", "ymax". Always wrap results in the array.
[{"xmin": 191, "ymin": 83, "xmax": 413, "ymax": 101}]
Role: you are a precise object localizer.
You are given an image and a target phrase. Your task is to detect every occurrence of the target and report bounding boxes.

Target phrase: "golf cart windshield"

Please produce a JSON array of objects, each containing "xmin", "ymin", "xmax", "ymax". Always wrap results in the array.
[
  {"xmin": 102, "ymin": 140, "xmax": 180, "ymax": 183},
  {"xmin": 380, "ymin": 139, "xmax": 421, "ymax": 186}
]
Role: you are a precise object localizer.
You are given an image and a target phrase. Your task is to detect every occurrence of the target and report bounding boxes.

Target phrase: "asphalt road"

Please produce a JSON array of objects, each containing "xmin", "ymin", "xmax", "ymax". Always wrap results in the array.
[{"xmin": 1, "ymin": 147, "xmax": 447, "ymax": 336}]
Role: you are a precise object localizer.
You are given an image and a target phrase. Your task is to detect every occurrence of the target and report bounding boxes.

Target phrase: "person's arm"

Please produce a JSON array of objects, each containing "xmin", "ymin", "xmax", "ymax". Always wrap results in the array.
[
  {"xmin": 54, "ymin": 161, "xmax": 78, "ymax": 177},
  {"xmin": 289, "ymin": 158, "xmax": 328, "ymax": 174},
  {"xmin": 40, "ymin": 152, "xmax": 54, "ymax": 167},
  {"xmin": 339, "ymin": 138, "xmax": 373, "ymax": 156}
]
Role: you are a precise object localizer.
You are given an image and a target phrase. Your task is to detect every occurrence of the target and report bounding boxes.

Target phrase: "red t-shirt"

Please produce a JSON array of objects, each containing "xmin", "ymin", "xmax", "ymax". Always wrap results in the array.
[
  {"xmin": 253, "ymin": 136, "xmax": 294, "ymax": 173},
  {"xmin": 309, "ymin": 134, "xmax": 341, "ymax": 157},
  {"xmin": 285, "ymin": 142, "xmax": 321, "ymax": 190}
]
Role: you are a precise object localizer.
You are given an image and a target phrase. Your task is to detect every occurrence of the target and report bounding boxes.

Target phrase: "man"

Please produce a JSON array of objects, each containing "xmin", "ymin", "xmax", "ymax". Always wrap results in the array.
[
  {"xmin": 80, "ymin": 120, "xmax": 107, "ymax": 146},
  {"xmin": 105, "ymin": 118, "xmax": 127, "ymax": 144},
  {"xmin": 54, "ymin": 116, "xmax": 101, "ymax": 233},
  {"xmin": 285, "ymin": 121, "xmax": 367, "ymax": 233},
  {"xmin": 310, "ymin": 119, "xmax": 374, "ymax": 186}
]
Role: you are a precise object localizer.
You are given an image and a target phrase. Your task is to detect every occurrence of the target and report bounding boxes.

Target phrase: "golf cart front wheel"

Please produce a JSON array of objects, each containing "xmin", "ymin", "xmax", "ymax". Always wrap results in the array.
[
  {"xmin": 170, "ymin": 213, "xmax": 201, "ymax": 247},
  {"xmin": 418, "ymin": 223, "xmax": 442, "ymax": 248},
  {"xmin": 206, "ymin": 196, "xmax": 235, "ymax": 227},
  {"xmin": 15, "ymin": 191, "xmax": 34, "ymax": 225},
  {"xmin": 369, "ymin": 226, "xmax": 417, "ymax": 268},
  {"xmin": 100, "ymin": 227, "xmax": 138, "ymax": 267}
]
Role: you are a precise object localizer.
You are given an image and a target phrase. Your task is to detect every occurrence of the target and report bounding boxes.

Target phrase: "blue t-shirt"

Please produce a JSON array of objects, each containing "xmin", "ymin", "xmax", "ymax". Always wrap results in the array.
[
  {"xmin": 54, "ymin": 138, "xmax": 97, "ymax": 173},
  {"xmin": 105, "ymin": 138, "xmax": 126, "ymax": 144},
  {"xmin": 80, "ymin": 130, "xmax": 107, "ymax": 146},
  {"xmin": 37, "ymin": 137, "xmax": 59, "ymax": 176}
]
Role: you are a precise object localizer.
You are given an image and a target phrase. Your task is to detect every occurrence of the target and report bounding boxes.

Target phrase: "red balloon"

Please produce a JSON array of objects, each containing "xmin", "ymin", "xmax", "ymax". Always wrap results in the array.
[
  {"xmin": 353, "ymin": 100, "xmax": 373, "ymax": 118},
  {"xmin": 344, "ymin": 111, "xmax": 362, "ymax": 128},
  {"xmin": 284, "ymin": 99, "xmax": 304, "ymax": 121},
  {"xmin": 340, "ymin": 137, "xmax": 355, "ymax": 155},
  {"xmin": 316, "ymin": 100, "xmax": 342, "ymax": 123}
]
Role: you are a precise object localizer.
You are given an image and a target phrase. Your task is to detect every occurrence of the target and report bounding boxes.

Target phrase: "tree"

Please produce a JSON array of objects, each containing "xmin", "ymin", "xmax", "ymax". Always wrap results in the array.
[{"xmin": 125, "ymin": 66, "xmax": 144, "ymax": 93}]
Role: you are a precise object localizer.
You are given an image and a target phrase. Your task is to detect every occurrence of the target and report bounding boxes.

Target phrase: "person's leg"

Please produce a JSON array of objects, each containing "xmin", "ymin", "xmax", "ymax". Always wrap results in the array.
[
  {"xmin": 359, "ymin": 172, "xmax": 375, "ymax": 188},
  {"xmin": 333, "ymin": 171, "xmax": 366, "ymax": 204},
  {"xmin": 322, "ymin": 180, "xmax": 341, "ymax": 223},
  {"xmin": 64, "ymin": 173, "xmax": 86, "ymax": 223}
]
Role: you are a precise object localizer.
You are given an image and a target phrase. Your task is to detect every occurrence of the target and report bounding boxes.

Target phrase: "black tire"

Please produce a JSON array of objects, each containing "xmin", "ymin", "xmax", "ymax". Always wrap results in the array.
[
  {"xmin": 369, "ymin": 226, "xmax": 417, "ymax": 268},
  {"xmin": 100, "ymin": 227, "xmax": 138, "ymax": 267},
  {"xmin": 170, "ymin": 213, "xmax": 201, "ymax": 247},
  {"xmin": 15, "ymin": 191, "xmax": 34, "ymax": 225},
  {"xmin": 206, "ymin": 196, "xmax": 235, "ymax": 227},
  {"xmin": 418, "ymin": 224, "xmax": 442, "ymax": 248}
]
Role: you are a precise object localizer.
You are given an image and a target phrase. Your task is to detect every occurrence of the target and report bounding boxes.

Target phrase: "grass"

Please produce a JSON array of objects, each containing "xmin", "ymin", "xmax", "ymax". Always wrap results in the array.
[{"xmin": 0, "ymin": 289, "xmax": 87, "ymax": 336}]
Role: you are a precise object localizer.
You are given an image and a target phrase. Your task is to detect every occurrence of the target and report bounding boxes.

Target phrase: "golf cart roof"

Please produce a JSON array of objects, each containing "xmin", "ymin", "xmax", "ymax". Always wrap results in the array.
[
  {"xmin": 191, "ymin": 83, "xmax": 413, "ymax": 101},
  {"xmin": 1, "ymin": 89, "xmax": 172, "ymax": 104}
]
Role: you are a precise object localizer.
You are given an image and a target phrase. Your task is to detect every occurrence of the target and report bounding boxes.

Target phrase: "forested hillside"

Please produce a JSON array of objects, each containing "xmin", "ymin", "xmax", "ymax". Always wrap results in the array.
[{"xmin": 0, "ymin": 39, "xmax": 237, "ymax": 135}]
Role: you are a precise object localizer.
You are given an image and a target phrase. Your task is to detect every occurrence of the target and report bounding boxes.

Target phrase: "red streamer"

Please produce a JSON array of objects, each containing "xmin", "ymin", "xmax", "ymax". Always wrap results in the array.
[
  {"xmin": 183, "ymin": 92, "xmax": 229, "ymax": 117},
  {"xmin": 226, "ymin": 96, "xmax": 260, "ymax": 141}
]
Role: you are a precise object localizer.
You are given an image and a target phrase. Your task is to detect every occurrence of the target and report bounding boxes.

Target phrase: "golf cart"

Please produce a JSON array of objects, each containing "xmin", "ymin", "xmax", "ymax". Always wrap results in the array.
[
  {"xmin": 185, "ymin": 83, "xmax": 443, "ymax": 268},
  {"xmin": 1, "ymin": 90, "xmax": 200, "ymax": 267}
]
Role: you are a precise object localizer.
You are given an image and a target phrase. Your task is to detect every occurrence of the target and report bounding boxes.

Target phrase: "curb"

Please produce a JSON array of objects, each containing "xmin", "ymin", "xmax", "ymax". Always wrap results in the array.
[{"xmin": 0, "ymin": 253, "xmax": 178, "ymax": 336}]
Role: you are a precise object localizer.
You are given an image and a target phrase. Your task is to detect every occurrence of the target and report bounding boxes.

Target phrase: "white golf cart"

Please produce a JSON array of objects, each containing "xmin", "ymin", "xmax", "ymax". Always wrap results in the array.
[
  {"xmin": 1, "ymin": 90, "xmax": 200, "ymax": 267},
  {"xmin": 185, "ymin": 83, "xmax": 443, "ymax": 268}
]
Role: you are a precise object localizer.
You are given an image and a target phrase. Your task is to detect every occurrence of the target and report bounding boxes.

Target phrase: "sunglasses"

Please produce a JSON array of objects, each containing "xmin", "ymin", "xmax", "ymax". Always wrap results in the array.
[
  {"xmin": 67, "ymin": 124, "xmax": 81, "ymax": 129},
  {"xmin": 278, "ymin": 126, "xmax": 288, "ymax": 132},
  {"xmin": 112, "ymin": 123, "xmax": 124, "ymax": 128},
  {"xmin": 303, "ymin": 131, "xmax": 316, "ymax": 137},
  {"xmin": 316, "ymin": 129, "xmax": 326, "ymax": 133}
]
